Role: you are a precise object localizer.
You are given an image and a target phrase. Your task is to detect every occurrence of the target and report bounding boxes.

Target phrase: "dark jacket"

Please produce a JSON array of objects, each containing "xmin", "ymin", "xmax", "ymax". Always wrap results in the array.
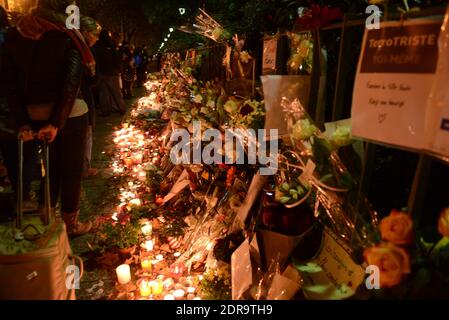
[
  {"xmin": 0, "ymin": 27, "xmax": 14, "ymax": 137},
  {"xmin": 1, "ymin": 28, "xmax": 83, "ymax": 130},
  {"xmin": 92, "ymin": 39, "xmax": 121, "ymax": 77}
]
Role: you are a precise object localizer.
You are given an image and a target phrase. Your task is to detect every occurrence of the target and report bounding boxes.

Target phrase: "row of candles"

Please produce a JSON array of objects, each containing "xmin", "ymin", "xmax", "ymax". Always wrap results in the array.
[
  {"xmin": 110, "ymin": 80, "xmax": 204, "ymax": 300},
  {"xmin": 116, "ymin": 264, "xmax": 201, "ymax": 300}
]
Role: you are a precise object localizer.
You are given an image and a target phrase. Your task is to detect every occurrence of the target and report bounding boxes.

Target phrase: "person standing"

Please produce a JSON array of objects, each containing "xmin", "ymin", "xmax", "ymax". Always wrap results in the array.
[
  {"xmin": 94, "ymin": 29, "xmax": 126, "ymax": 116},
  {"xmin": 0, "ymin": 5, "xmax": 39, "ymax": 213},
  {"xmin": 80, "ymin": 16, "xmax": 101, "ymax": 178},
  {"xmin": 2, "ymin": 0, "xmax": 95, "ymax": 236},
  {"xmin": 121, "ymin": 46, "xmax": 137, "ymax": 99}
]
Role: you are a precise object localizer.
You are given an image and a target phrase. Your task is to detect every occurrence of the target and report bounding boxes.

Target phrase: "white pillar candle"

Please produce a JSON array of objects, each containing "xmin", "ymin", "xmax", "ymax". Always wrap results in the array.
[
  {"xmin": 144, "ymin": 240, "xmax": 154, "ymax": 251},
  {"xmin": 116, "ymin": 264, "xmax": 131, "ymax": 285}
]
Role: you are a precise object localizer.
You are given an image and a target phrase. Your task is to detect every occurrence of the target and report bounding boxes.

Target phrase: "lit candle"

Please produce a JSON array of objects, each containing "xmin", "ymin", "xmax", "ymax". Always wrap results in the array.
[
  {"xmin": 138, "ymin": 171, "xmax": 147, "ymax": 181},
  {"xmin": 116, "ymin": 264, "xmax": 131, "ymax": 285},
  {"xmin": 150, "ymin": 279, "xmax": 164, "ymax": 295},
  {"xmin": 143, "ymin": 240, "xmax": 154, "ymax": 252},
  {"xmin": 187, "ymin": 287, "xmax": 196, "ymax": 294},
  {"xmin": 134, "ymin": 154, "xmax": 143, "ymax": 164},
  {"xmin": 163, "ymin": 278, "xmax": 174, "ymax": 290},
  {"xmin": 141, "ymin": 259, "xmax": 152, "ymax": 271},
  {"xmin": 174, "ymin": 252, "xmax": 181, "ymax": 258},
  {"xmin": 164, "ymin": 294, "xmax": 175, "ymax": 300},
  {"xmin": 193, "ymin": 297, "xmax": 202, "ymax": 300},
  {"xmin": 141, "ymin": 223, "xmax": 152, "ymax": 236},
  {"xmin": 173, "ymin": 289, "xmax": 185, "ymax": 300},
  {"xmin": 156, "ymin": 254, "xmax": 164, "ymax": 261},
  {"xmin": 139, "ymin": 280, "xmax": 151, "ymax": 297},
  {"xmin": 129, "ymin": 198, "xmax": 141, "ymax": 206}
]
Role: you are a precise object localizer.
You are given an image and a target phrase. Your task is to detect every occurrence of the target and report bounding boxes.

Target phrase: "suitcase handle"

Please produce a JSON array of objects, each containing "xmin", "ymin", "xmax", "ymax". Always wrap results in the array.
[{"xmin": 69, "ymin": 254, "xmax": 84, "ymax": 280}]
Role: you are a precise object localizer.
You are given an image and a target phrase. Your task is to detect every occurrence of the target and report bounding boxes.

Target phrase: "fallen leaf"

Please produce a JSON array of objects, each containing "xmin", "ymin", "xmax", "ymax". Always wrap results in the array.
[{"xmin": 97, "ymin": 252, "xmax": 120, "ymax": 268}]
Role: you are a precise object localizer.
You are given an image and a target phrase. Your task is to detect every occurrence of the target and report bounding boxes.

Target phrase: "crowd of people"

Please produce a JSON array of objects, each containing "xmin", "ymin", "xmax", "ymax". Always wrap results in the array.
[{"xmin": 0, "ymin": 0, "xmax": 150, "ymax": 237}]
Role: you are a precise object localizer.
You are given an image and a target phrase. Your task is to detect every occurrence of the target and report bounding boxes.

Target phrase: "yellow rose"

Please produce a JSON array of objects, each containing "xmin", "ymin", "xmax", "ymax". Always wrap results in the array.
[
  {"xmin": 379, "ymin": 210, "xmax": 413, "ymax": 245},
  {"xmin": 364, "ymin": 242, "xmax": 411, "ymax": 288},
  {"xmin": 438, "ymin": 207, "xmax": 449, "ymax": 238}
]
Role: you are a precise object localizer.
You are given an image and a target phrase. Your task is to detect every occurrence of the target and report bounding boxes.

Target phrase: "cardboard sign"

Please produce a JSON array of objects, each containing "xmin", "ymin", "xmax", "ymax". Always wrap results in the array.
[
  {"xmin": 295, "ymin": 228, "xmax": 365, "ymax": 300},
  {"xmin": 262, "ymin": 38, "xmax": 278, "ymax": 75},
  {"xmin": 352, "ymin": 20, "xmax": 441, "ymax": 150}
]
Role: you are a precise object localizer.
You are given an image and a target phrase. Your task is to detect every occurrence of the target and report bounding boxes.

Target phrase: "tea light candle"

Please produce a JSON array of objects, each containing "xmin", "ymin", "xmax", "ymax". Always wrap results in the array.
[
  {"xmin": 174, "ymin": 252, "xmax": 181, "ymax": 258},
  {"xmin": 141, "ymin": 259, "xmax": 152, "ymax": 271},
  {"xmin": 164, "ymin": 294, "xmax": 175, "ymax": 300},
  {"xmin": 116, "ymin": 264, "xmax": 131, "ymax": 285},
  {"xmin": 156, "ymin": 254, "xmax": 164, "ymax": 261},
  {"xmin": 173, "ymin": 289, "xmax": 185, "ymax": 300},
  {"xmin": 150, "ymin": 279, "xmax": 164, "ymax": 295},
  {"xmin": 139, "ymin": 280, "xmax": 151, "ymax": 297},
  {"xmin": 193, "ymin": 297, "xmax": 202, "ymax": 300},
  {"xmin": 187, "ymin": 287, "xmax": 196, "ymax": 294}
]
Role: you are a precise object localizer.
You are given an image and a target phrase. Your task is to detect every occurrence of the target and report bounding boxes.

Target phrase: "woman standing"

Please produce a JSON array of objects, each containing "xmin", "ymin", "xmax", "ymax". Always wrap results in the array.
[
  {"xmin": 3, "ymin": 0, "xmax": 95, "ymax": 236},
  {"xmin": 94, "ymin": 29, "xmax": 126, "ymax": 116}
]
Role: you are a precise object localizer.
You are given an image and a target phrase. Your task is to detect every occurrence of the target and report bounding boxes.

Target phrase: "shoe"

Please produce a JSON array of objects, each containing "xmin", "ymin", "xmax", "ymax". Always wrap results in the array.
[{"xmin": 62, "ymin": 211, "xmax": 92, "ymax": 237}]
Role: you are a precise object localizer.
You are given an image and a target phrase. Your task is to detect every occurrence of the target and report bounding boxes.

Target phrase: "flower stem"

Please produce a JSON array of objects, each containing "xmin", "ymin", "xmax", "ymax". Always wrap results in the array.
[{"xmin": 403, "ymin": 0, "xmax": 410, "ymax": 12}]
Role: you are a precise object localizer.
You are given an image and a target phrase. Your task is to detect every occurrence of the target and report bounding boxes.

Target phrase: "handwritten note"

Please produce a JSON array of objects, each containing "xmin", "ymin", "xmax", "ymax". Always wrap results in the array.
[
  {"xmin": 352, "ymin": 20, "xmax": 441, "ymax": 150},
  {"xmin": 295, "ymin": 228, "xmax": 365, "ymax": 300}
]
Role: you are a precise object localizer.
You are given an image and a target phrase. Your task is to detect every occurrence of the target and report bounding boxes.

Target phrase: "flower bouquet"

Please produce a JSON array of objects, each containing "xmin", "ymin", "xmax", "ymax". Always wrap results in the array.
[{"xmin": 359, "ymin": 208, "xmax": 449, "ymax": 299}]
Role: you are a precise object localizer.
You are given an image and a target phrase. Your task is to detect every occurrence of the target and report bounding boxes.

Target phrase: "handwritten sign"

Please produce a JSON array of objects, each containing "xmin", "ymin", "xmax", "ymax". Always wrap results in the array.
[
  {"xmin": 352, "ymin": 20, "xmax": 441, "ymax": 150},
  {"xmin": 262, "ymin": 38, "xmax": 277, "ymax": 75},
  {"xmin": 295, "ymin": 228, "xmax": 365, "ymax": 300}
]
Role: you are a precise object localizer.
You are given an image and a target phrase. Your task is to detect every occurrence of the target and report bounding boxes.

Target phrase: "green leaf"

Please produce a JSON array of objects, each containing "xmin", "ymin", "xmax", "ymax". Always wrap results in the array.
[
  {"xmin": 280, "ymin": 196, "xmax": 291, "ymax": 204},
  {"xmin": 281, "ymin": 183, "xmax": 290, "ymax": 192}
]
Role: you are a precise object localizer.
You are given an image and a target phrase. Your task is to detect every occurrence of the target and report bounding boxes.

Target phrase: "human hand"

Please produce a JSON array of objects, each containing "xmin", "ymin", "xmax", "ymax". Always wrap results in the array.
[
  {"xmin": 38, "ymin": 124, "xmax": 58, "ymax": 143},
  {"xmin": 18, "ymin": 125, "xmax": 34, "ymax": 142}
]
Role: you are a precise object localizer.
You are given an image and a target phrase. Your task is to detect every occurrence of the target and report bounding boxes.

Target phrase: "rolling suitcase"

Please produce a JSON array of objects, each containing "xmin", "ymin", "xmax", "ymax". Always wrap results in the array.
[{"xmin": 0, "ymin": 139, "xmax": 83, "ymax": 300}]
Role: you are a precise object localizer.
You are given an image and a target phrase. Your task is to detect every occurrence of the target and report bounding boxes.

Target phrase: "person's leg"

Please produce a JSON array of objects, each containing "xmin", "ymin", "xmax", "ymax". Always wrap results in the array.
[
  {"xmin": 82, "ymin": 125, "xmax": 97, "ymax": 178},
  {"xmin": 98, "ymin": 77, "xmax": 112, "ymax": 116},
  {"xmin": 60, "ymin": 114, "xmax": 91, "ymax": 236},
  {"xmin": 83, "ymin": 125, "xmax": 92, "ymax": 174},
  {"xmin": 128, "ymin": 80, "xmax": 135, "ymax": 98},
  {"xmin": 111, "ymin": 76, "xmax": 127, "ymax": 114},
  {"xmin": 0, "ymin": 136, "xmax": 18, "ymax": 191}
]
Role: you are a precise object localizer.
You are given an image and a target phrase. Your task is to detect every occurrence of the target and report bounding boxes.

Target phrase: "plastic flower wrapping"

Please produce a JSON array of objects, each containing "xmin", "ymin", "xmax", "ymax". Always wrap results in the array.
[
  {"xmin": 288, "ymin": 32, "xmax": 314, "ymax": 75},
  {"xmin": 278, "ymin": 97, "xmax": 379, "ymax": 255}
]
